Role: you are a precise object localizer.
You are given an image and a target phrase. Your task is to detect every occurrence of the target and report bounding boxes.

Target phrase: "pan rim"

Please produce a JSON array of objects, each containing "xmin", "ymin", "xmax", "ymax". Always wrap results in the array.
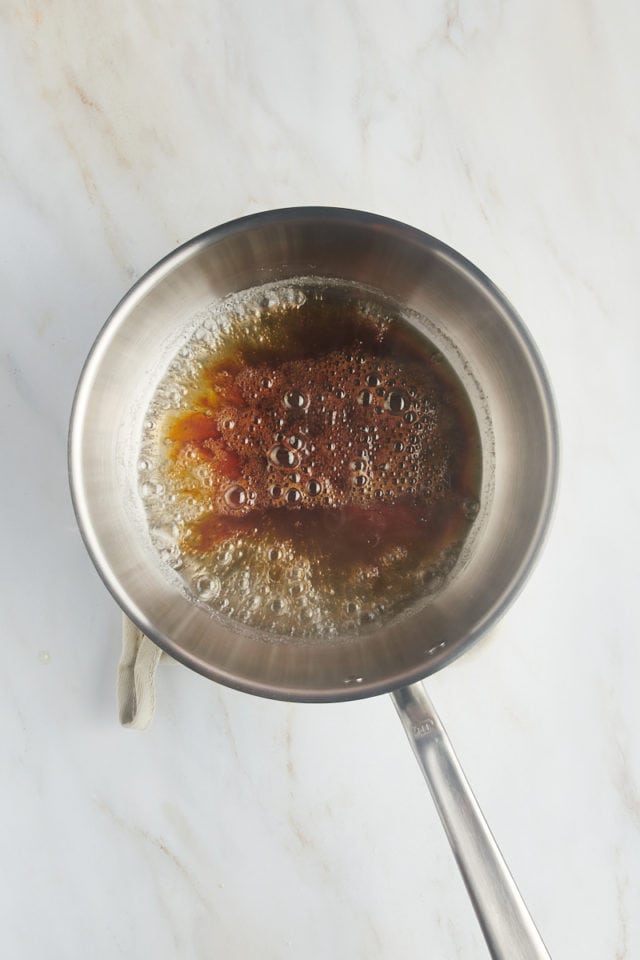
[{"xmin": 68, "ymin": 206, "xmax": 560, "ymax": 702}]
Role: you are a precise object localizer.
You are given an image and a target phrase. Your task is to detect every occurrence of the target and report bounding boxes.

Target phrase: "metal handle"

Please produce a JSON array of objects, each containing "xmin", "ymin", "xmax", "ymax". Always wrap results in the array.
[{"xmin": 391, "ymin": 683, "xmax": 550, "ymax": 960}]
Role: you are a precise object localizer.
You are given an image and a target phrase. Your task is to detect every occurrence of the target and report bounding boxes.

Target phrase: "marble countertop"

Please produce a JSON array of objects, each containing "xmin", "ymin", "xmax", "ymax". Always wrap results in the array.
[{"xmin": 2, "ymin": 2, "xmax": 639, "ymax": 957}]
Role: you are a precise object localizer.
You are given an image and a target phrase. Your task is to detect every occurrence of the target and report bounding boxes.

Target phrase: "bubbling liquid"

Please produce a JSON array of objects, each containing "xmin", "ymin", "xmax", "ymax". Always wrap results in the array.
[{"xmin": 140, "ymin": 279, "xmax": 482, "ymax": 640}]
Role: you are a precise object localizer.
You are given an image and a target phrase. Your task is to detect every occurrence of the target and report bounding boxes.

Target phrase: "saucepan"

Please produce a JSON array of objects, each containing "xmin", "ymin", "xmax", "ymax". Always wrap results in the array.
[{"xmin": 69, "ymin": 208, "xmax": 558, "ymax": 959}]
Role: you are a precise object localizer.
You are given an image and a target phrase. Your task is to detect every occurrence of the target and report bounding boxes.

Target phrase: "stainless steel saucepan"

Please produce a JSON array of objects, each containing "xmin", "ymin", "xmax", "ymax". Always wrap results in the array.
[{"xmin": 69, "ymin": 208, "xmax": 558, "ymax": 959}]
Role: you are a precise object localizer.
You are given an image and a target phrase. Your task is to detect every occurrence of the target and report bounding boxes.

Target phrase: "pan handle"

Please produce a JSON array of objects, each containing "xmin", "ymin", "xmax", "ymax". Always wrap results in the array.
[{"xmin": 391, "ymin": 683, "xmax": 551, "ymax": 960}]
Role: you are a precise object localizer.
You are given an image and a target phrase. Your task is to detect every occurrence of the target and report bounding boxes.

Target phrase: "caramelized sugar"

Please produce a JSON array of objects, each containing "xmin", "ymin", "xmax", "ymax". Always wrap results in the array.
[{"xmin": 140, "ymin": 280, "xmax": 482, "ymax": 640}]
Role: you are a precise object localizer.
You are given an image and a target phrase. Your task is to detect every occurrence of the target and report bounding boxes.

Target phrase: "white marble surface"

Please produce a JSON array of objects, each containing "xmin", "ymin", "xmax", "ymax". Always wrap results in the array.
[{"xmin": 2, "ymin": 1, "xmax": 639, "ymax": 956}]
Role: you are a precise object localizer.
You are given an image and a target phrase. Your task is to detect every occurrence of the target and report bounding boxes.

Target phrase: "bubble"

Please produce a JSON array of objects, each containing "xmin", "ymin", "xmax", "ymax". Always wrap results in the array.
[
  {"xmin": 223, "ymin": 418, "xmax": 236, "ymax": 430},
  {"xmin": 286, "ymin": 487, "xmax": 301, "ymax": 504},
  {"xmin": 345, "ymin": 601, "xmax": 359, "ymax": 615},
  {"xmin": 366, "ymin": 373, "xmax": 381, "ymax": 387},
  {"xmin": 284, "ymin": 390, "xmax": 307, "ymax": 410},
  {"xmin": 335, "ymin": 388, "xmax": 346, "ymax": 399},
  {"xmin": 195, "ymin": 576, "xmax": 221, "ymax": 600},
  {"xmin": 160, "ymin": 546, "xmax": 183, "ymax": 569},
  {"xmin": 307, "ymin": 479, "xmax": 322, "ymax": 496},
  {"xmin": 350, "ymin": 459, "xmax": 366, "ymax": 472},
  {"xmin": 268, "ymin": 547, "xmax": 282, "ymax": 561},
  {"xmin": 394, "ymin": 441, "xmax": 404, "ymax": 452},
  {"xmin": 269, "ymin": 444, "xmax": 299, "ymax": 468},
  {"xmin": 138, "ymin": 459, "xmax": 150, "ymax": 471},
  {"xmin": 224, "ymin": 485, "xmax": 247, "ymax": 508},
  {"xmin": 423, "ymin": 572, "xmax": 444, "ymax": 594},
  {"xmin": 353, "ymin": 475, "xmax": 368, "ymax": 487},
  {"xmin": 151, "ymin": 522, "xmax": 180, "ymax": 546},
  {"xmin": 385, "ymin": 391, "xmax": 406, "ymax": 414},
  {"xmin": 463, "ymin": 498, "xmax": 480, "ymax": 520},
  {"xmin": 271, "ymin": 597, "xmax": 286, "ymax": 614},
  {"xmin": 404, "ymin": 411, "xmax": 416, "ymax": 423},
  {"xmin": 289, "ymin": 435, "xmax": 303, "ymax": 450},
  {"xmin": 270, "ymin": 484, "xmax": 283, "ymax": 499},
  {"xmin": 289, "ymin": 582, "xmax": 304, "ymax": 596},
  {"xmin": 357, "ymin": 389, "xmax": 373, "ymax": 407},
  {"xmin": 293, "ymin": 288, "xmax": 306, "ymax": 306},
  {"xmin": 262, "ymin": 377, "xmax": 273, "ymax": 388}
]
